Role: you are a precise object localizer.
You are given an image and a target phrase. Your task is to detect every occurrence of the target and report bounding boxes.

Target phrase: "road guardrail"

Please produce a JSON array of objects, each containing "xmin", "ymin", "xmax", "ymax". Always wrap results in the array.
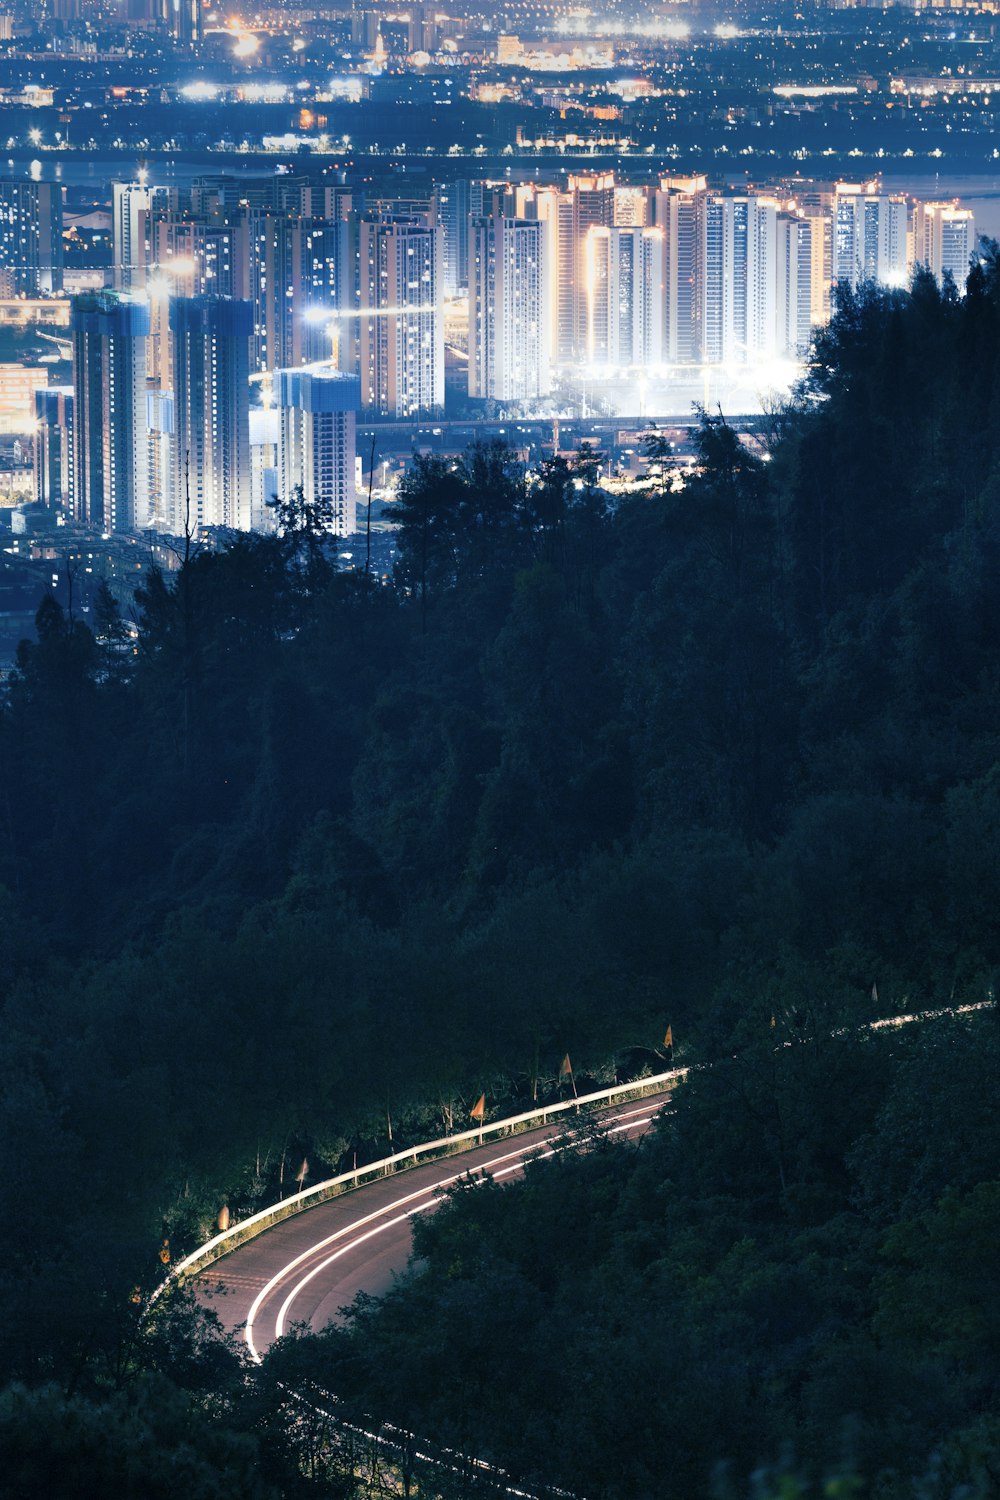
[{"xmin": 152, "ymin": 1066, "xmax": 687, "ymax": 1300}]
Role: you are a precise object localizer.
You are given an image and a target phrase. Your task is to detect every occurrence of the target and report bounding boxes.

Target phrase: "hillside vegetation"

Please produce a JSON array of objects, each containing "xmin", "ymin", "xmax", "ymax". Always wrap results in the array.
[{"xmin": 2, "ymin": 261, "xmax": 1000, "ymax": 1491}]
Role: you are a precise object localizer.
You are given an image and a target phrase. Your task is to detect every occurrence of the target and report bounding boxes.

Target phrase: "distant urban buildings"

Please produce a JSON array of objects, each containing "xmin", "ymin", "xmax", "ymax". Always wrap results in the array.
[
  {"xmin": 584, "ymin": 226, "xmax": 663, "ymax": 371},
  {"xmin": 277, "ymin": 366, "xmax": 360, "ymax": 538},
  {"xmin": 169, "ymin": 295, "xmax": 254, "ymax": 534},
  {"xmin": 912, "ymin": 201, "xmax": 977, "ymax": 285},
  {"xmin": 17, "ymin": 164, "xmax": 977, "ymax": 540},
  {"xmin": 470, "ymin": 212, "xmax": 548, "ymax": 401},
  {"xmin": 33, "ymin": 387, "xmax": 73, "ymax": 510},
  {"xmin": 359, "ymin": 217, "xmax": 444, "ymax": 417},
  {"xmin": 70, "ymin": 292, "xmax": 150, "ymax": 534},
  {"xmin": 834, "ymin": 183, "xmax": 909, "ymax": 289},
  {"xmin": 0, "ymin": 180, "xmax": 63, "ymax": 296}
]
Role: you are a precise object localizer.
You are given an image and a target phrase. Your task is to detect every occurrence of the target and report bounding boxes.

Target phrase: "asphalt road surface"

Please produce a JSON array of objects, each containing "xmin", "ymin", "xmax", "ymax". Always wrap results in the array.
[{"xmin": 195, "ymin": 1089, "xmax": 676, "ymax": 1362}]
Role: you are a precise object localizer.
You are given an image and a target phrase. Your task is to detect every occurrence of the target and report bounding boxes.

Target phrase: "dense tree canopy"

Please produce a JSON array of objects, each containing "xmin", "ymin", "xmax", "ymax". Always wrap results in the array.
[{"xmin": 3, "ymin": 260, "xmax": 1000, "ymax": 1492}]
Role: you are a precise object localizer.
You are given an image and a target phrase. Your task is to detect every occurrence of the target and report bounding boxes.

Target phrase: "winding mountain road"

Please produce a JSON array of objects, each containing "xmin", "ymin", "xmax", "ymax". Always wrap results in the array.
[
  {"xmin": 195, "ymin": 1090, "xmax": 675, "ymax": 1361},
  {"xmin": 192, "ymin": 999, "xmax": 993, "ymax": 1367}
]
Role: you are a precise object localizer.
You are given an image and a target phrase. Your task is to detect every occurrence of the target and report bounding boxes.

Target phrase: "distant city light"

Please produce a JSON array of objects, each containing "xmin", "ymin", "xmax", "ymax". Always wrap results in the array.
[
  {"xmin": 6, "ymin": 0, "xmax": 988, "ymax": 539},
  {"xmin": 180, "ymin": 81, "xmax": 220, "ymax": 100},
  {"xmin": 239, "ymin": 83, "xmax": 288, "ymax": 102}
]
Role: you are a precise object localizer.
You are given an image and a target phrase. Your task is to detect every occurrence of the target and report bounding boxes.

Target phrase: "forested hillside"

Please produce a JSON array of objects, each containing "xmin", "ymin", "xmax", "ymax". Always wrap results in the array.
[{"xmin": 3, "ymin": 259, "xmax": 1000, "ymax": 1493}]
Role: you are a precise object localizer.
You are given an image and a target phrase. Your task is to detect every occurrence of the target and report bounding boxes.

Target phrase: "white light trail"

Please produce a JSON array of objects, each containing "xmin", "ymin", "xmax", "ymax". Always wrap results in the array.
[{"xmin": 246, "ymin": 1100, "xmax": 660, "ymax": 1359}]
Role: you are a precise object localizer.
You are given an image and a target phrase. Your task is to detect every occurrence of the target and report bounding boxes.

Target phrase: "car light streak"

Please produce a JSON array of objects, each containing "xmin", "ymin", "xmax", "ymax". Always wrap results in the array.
[
  {"xmin": 271, "ymin": 1111, "xmax": 658, "ymax": 1343},
  {"xmin": 246, "ymin": 1100, "xmax": 661, "ymax": 1359}
]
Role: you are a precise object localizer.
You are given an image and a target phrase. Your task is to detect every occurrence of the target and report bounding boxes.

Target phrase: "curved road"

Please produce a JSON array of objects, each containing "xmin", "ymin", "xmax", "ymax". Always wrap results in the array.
[
  {"xmin": 192, "ymin": 1001, "xmax": 993, "ymax": 1359},
  {"xmin": 195, "ymin": 1089, "xmax": 675, "ymax": 1361}
]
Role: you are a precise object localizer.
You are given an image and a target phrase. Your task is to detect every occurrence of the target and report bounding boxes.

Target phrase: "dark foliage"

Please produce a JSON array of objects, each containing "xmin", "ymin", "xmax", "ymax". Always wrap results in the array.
[{"xmin": 3, "ymin": 263, "xmax": 1000, "ymax": 1492}]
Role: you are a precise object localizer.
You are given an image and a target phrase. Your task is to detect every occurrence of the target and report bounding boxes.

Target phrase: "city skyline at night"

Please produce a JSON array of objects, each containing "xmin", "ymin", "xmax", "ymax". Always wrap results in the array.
[{"xmin": 4, "ymin": 4, "xmax": 1000, "ymax": 1500}]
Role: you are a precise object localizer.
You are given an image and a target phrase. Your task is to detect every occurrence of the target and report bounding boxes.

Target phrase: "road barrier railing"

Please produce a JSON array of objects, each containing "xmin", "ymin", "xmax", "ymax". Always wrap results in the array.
[
  {"xmin": 153, "ymin": 1067, "xmax": 687, "ymax": 1300},
  {"xmin": 149, "ymin": 998, "xmax": 993, "ymax": 1499},
  {"xmin": 155, "ymin": 996, "xmax": 995, "ymax": 1304}
]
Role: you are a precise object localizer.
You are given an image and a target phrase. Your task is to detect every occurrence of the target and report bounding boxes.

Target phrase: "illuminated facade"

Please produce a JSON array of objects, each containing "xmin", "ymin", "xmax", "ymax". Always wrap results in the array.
[
  {"xmin": 143, "ymin": 210, "xmax": 241, "ymax": 300},
  {"xmin": 776, "ymin": 212, "xmax": 815, "ymax": 358},
  {"xmin": 746, "ymin": 198, "xmax": 779, "ymax": 360},
  {"xmin": 0, "ymin": 179, "xmax": 63, "ymax": 296},
  {"xmin": 613, "ymin": 186, "xmax": 650, "ymax": 228},
  {"xmin": 137, "ymin": 188, "xmax": 355, "ymax": 382},
  {"xmin": 702, "ymin": 194, "xmax": 749, "ymax": 364},
  {"xmin": 169, "ymin": 296, "xmax": 253, "ymax": 534},
  {"xmin": 33, "ymin": 386, "xmax": 73, "ymax": 510},
  {"xmin": 779, "ymin": 180, "xmax": 836, "ymax": 323},
  {"xmin": 584, "ymin": 226, "xmax": 663, "ymax": 369},
  {"xmin": 470, "ymin": 213, "xmax": 548, "ymax": 401},
  {"xmin": 434, "ymin": 179, "xmax": 472, "ymax": 297},
  {"xmin": 159, "ymin": 0, "xmax": 201, "ymax": 46},
  {"xmin": 523, "ymin": 175, "xmax": 618, "ymax": 365},
  {"xmin": 143, "ymin": 207, "xmax": 242, "ymax": 387},
  {"xmin": 70, "ymin": 292, "xmax": 150, "ymax": 533},
  {"xmin": 655, "ymin": 178, "xmax": 706, "ymax": 364},
  {"xmin": 112, "ymin": 181, "xmax": 165, "ymax": 292},
  {"xmin": 246, "ymin": 211, "xmax": 349, "ymax": 373},
  {"xmin": 699, "ymin": 192, "xmax": 813, "ymax": 363},
  {"xmin": 834, "ymin": 185, "xmax": 908, "ymax": 289},
  {"xmin": 276, "ymin": 366, "xmax": 360, "ymax": 537},
  {"xmin": 358, "ymin": 218, "xmax": 444, "ymax": 417},
  {"xmin": 146, "ymin": 388, "xmax": 174, "ymax": 534},
  {"xmin": 912, "ymin": 201, "xmax": 975, "ymax": 287}
]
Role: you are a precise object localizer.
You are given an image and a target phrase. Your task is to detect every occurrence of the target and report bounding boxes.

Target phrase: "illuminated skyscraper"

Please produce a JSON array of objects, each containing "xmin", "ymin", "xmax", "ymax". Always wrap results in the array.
[
  {"xmin": 654, "ymin": 177, "xmax": 707, "ymax": 365},
  {"xmin": 159, "ymin": 0, "xmax": 201, "ymax": 46},
  {"xmin": 775, "ymin": 212, "xmax": 814, "ymax": 357},
  {"xmin": 433, "ymin": 179, "xmax": 514, "ymax": 298},
  {"xmin": 112, "ymin": 180, "xmax": 165, "ymax": 292},
  {"xmin": 33, "ymin": 386, "xmax": 73, "ymax": 510},
  {"xmin": 146, "ymin": 389, "xmax": 174, "ymax": 533},
  {"xmin": 433, "ymin": 179, "xmax": 472, "ymax": 297},
  {"xmin": 276, "ymin": 366, "xmax": 360, "ymax": 537},
  {"xmin": 779, "ymin": 179, "xmax": 835, "ymax": 324},
  {"xmin": 701, "ymin": 193, "xmax": 799, "ymax": 364},
  {"xmin": 584, "ymin": 226, "xmax": 663, "ymax": 369},
  {"xmin": 143, "ymin": 203, "xmax": 243, "ymax": 387},
  {"xmin": 568, "ymin": 176, "xmax": 617, "ymax": 356},
  {"xmin": 0, "ymin": 179, "xmax": 63, "ymax": 296},
  {"xmin": 250, "ymin": 407, "xmax": 280, "ymax": 532},
  {"xmin": 470, "ymin": 213, "xmax": 547, "ymax": 401},
  {"xmin": 746, "ymin": 197, "xmax": 780, "ymax": 360},
  {"xmin": 358, "ymin": 218, "xmax": 443, "ymax": 417},
  {"xmin": 834, "ymin": 184, "xmax": 907, "ymax": 289},
  {"xmin": 169, "ymin": 295, "xmax": 253, "ymax": 534},
  {"xmin": 70, "ymin": 292, "xmax": 150, "ymax": 533},
  {"xmin": 912, "ymin": 201, "xmax": 975, "ymax": 289},
  {"xmin": 245, "ymin": 210, "xmax": 350, "ymax": 373},
  {"xmin": 521, "ymin": 175, "xmax": 616, "ymax": 366},
  {"xmin": 144, "ymin": 206, "xmax": 241, "ymax": 299},
  {"xmin": 613, "ymin": 186, "xmax": 650, "ymax": 228},
  {"xmin": 702, "ymin": 194, "xmax": 748, "ymax": 364}
]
